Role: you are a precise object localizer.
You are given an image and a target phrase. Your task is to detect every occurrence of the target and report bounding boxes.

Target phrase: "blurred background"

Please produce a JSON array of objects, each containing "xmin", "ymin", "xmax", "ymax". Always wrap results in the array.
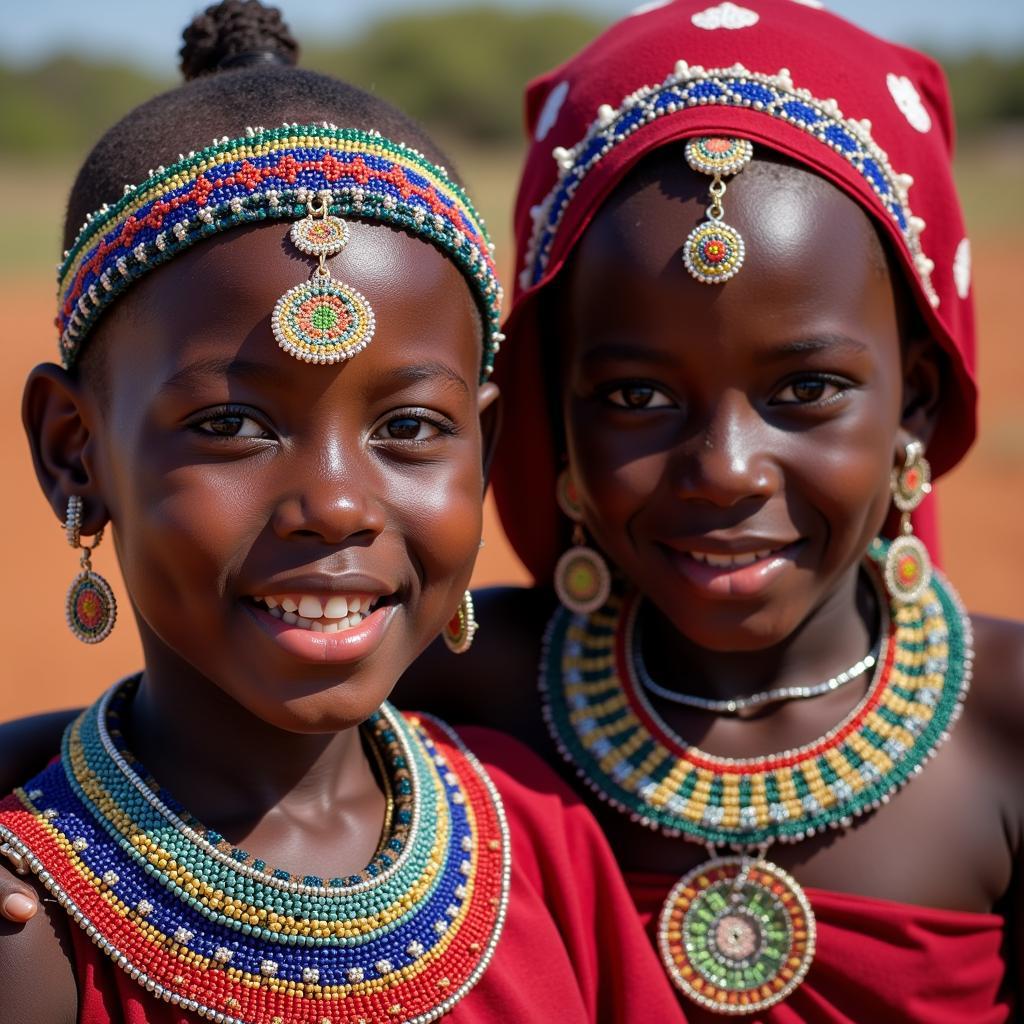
[{"xmin": 1, "ymin": 0, "xmax": 1022, "ymax": 717}]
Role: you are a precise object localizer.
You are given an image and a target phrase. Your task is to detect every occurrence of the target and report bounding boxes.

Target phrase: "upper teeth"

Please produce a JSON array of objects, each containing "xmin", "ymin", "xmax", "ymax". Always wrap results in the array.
[
  {"xmin": 690, "ymin": 549, "xmax": 776, "ymax": 567},
  {"xmin": 256, "ymin": 593, "xmax": 379, "ymax": 632}
]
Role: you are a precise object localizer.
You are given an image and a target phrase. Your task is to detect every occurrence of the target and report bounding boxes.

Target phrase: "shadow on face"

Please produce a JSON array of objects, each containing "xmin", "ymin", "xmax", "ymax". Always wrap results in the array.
[{"xmin": 556, "ymin": 145, "xmax": 934, "ymax": 651}]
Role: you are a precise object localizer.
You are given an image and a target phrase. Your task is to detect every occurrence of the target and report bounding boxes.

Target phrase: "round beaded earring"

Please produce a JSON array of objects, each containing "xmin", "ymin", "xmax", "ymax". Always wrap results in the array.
[
  {"xmin": 884, "ymin": 440, "xmax": 933, "ymax": 604},
  {"xmin": 63, "ymin": 495, "xmax": 117, "ymax": 644},
  {"xmin": 553, "ymin": 469, "xmax": 611, "ymax": 615}
]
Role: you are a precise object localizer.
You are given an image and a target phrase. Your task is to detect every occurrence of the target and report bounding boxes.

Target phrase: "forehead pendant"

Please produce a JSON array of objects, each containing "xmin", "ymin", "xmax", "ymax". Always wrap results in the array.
[
  {"xmin": 682, "ymin": 137, "xmax": 753, "ymax": 285},
  {"xmin": 271, "ymin": 196, "xmax": 377, "ymax": 364}
]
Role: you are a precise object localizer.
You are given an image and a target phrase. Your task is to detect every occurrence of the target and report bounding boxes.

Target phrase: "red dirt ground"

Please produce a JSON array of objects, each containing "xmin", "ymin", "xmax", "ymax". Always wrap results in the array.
[{"xmin": 1, "ymin": 235, "xmax": 1021, "ymax": 717}]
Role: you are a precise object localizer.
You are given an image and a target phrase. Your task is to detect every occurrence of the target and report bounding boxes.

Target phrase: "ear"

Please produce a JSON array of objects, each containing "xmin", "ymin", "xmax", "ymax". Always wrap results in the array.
[
  {"xmin": 22, "ymin": 363, "xmax": 108, "ymax": 535},
  {"xmin": 898, "ymin": 337, "xmax": 943, "ymax": 454},
  {"xmin": 477, "ymin": 382, "xmax": 502, "ymax": 485}
]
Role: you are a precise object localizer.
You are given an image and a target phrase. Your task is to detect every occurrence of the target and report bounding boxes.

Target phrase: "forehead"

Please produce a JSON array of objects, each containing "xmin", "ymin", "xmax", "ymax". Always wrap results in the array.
[
  {"xmin": 93, "ymin": 220, "xmax": 482, "ymax": 391},
  {"xmin": 565, "ymin": 146, "xmax": 895, "ymax": 340}
]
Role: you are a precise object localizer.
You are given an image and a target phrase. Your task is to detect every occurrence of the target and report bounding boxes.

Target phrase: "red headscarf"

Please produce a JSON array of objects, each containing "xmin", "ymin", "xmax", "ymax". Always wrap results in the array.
[{"xmin": 494, "ymin": 0, "xmax": 976, "ymax": 584}]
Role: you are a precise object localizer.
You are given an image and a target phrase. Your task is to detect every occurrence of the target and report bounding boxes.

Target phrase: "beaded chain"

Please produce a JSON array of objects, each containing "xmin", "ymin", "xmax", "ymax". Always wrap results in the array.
[
  {"xmin": 521, "ymin": 61, "xmax": 937, "ymax": 309},
  {"xmin": 57, "ymin": 124, "xmax": 504, "ymax": 380},
  {"xmin": 540, "ymin": 541, "xmax": 972, "ymax": 849},
  {"xmin": 0, "ymin": 678, "xmax": 511, "ymax": 1024}
]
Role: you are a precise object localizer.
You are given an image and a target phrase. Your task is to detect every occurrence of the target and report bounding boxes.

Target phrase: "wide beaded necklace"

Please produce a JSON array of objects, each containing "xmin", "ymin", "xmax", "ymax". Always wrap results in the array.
[
  {"xmin": 0, "ymin": 678, "xmax": 511, "ymax": 1024},
  {"xmin": 540, "ymin": 543, "xmax": 972, "ymax": 1015}
]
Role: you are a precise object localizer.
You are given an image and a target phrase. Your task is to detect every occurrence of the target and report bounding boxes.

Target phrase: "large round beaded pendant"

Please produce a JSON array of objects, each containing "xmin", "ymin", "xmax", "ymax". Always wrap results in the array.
[
  {"xmin": 66, "ymin": 570, "xmax": 117, "ymax": 644},
  {"xmin": 884, "ymin": 533, "xmax": 932, "ymax": 604},
  {"xmin": 658, "ymin": 857, "xmax": 816, "ymax": 1015},
  {"xmin": 271, "ymin": 273, "xmax": 376, "ymax": 364}
]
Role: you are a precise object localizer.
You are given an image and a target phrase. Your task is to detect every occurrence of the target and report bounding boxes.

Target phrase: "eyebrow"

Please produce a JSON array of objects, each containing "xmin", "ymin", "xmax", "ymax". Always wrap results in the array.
[
  {"xmin": 758, "ymin": 334, "xmax": 870, "ymax": 363},
  {"xmin": 158, "ymin": 357, "xmax": 281, "ymax": 395},
  {"xmin": 577, "ymin": 342, "xmax": 680, "ymax": 368},
  {"xmin": 372, "ymin": 360, "xmax": 471, "ymax": 396}
]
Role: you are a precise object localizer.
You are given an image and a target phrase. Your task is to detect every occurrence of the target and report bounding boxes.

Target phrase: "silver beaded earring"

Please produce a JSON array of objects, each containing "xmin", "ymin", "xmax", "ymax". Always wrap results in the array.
[{"xmin": 63, "ymin": 495, "xmax": 117, "ymax": 643}]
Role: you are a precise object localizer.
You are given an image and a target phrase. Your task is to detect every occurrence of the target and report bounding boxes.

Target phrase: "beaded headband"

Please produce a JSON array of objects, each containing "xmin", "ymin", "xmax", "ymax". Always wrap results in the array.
[
  {"xmin": 57, "ymin": 124, "xmax": 504, "ymax": 379},
  {"xmin": 521, "ymin": 61, "xmax": 937, "ymax": 308}
]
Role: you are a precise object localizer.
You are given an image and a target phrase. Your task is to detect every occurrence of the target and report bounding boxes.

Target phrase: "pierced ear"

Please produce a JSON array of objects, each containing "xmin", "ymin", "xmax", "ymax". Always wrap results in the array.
[
  {"xmin": 477, "ymin": 382, "xmax": 502, "ymax": 486},
  {"xmin": 22, "ymin": 363, "xmax": 108, "ymax": 534},
  {"xmin": 899, "ymin": 338, "xmax": 943, "ymax": 450}
]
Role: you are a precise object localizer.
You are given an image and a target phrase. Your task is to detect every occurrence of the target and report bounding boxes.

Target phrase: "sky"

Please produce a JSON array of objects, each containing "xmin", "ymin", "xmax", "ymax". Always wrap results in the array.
[{"xmin": 1, "ymin": 0, "xmax": 1022, "ymax": 71}]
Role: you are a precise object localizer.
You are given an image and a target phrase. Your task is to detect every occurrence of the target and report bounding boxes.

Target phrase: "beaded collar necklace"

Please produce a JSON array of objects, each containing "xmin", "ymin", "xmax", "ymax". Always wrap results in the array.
[
  {"xmin": 540, "ymin": 541, "xmax": 971, "ymax": 1015},
  {"xmin": 0, "ymin": 677, "xmax": 511, "ymax": 1024}
]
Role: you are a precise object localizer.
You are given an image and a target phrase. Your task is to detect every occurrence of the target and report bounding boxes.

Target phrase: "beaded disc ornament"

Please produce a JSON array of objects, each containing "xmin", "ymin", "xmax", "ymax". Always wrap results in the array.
[
  {"xmin": 658, "ymin": 857, "xmax": 815, "ymax": 1014},
  {"xmin": 66, "ymin": 570, "xmax": 117, "ymax": 644},
  {"xmin": 885, "ymin": 441, "xmax": 933, "ymax": 604},
  {"xmin": 272, "ymin": 198, "xmax": 376, "ymax": 364},
  {"xmin": 682, "ymin": 137, "xmax": 753, "ymax": 285},
  {"xmin": 541, "ymin": 541, "xmax": 971, "ymax": 1013},
  {"xmin": 0, "ymin": 678, "xmax": 511, "ymax": 1024},
  {"xmin": 443, "ymin": 591, "xmax": 478, "ymax": 654}
]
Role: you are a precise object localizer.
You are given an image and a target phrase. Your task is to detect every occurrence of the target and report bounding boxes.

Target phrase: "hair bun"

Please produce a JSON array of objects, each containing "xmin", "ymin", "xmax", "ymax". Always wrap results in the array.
[{"xmin": 180, "ymin": 0, "xmax": 299, "ymax": 82}]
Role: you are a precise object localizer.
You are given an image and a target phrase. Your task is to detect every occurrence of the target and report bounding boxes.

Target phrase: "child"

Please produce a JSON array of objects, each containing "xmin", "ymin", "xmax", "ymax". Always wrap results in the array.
[{"xmin": 0, "ymin": 3, "xmax": 683, "ymax": 1022}]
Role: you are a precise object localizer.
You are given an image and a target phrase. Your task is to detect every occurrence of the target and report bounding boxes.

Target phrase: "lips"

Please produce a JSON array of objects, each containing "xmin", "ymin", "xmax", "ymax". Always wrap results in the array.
[
  {"xmin": 660, "ymin": 540, "xmax": 803, "ymax": 598},
  {"xmin": 688, "ymin": 547, "xmax": 785, "ymax": 568}
]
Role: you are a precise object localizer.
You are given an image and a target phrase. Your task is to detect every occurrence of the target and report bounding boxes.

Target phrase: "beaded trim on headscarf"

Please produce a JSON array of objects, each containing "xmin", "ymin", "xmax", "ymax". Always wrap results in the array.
[
  {"xmin": 521, "ymin": 61, "xmax": 938, "ymax": 308},
  {"xmin": 58, "ymin": 124, "xmax": 505, "ymax": 380}
]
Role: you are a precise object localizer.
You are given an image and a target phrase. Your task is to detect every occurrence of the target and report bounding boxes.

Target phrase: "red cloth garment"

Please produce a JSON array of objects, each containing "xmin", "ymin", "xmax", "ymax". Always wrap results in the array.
[
  {"xmin": 66, "ymin": 726, "xmax": 685, "ymax": 1024},
  {"xmin": 628, "ymin": 871, "xmax": 1011, "ymax": 1023},
  {"xmin": 494, "ymin": 0, "xmax": 975, "ymax": 584}
]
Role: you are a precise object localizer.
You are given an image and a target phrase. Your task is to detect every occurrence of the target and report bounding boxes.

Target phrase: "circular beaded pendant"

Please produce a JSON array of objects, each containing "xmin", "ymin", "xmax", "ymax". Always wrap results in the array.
[
  {"xmin": 685, "ymin": 137, "xmax": 754, "ymax": 177},
  {"xmin": 884, "ymin": 533, "xmax": 932, "ymax": 604},
  {"xmin": 271, "ymin": 274, "xmax": 376, "ymax": 364},
  {"xmin": 554, "ymin": 545, "xmax": 611, "ymax": 614},
  {"xmin": 658, "ymin": 857, "xmax": 816, "ymax": 1015},
  {"xmin": 683, "ymin": 221, "xmax": 746, "ymax": 283},
  {"xmin": 66, "ymin": 570, "xmax": 117, "ymax": 644},
  {"xmin": 289, "ymin": 214, "xmax": 350, "ymax": 257}
]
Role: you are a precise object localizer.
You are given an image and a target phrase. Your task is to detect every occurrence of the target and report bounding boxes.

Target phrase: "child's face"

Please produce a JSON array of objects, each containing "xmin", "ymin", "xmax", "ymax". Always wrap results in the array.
[
  {"xmin": 66, "ymin": 222, "xmax": 494, "ymax": 729},
  {"xmin": 560, "ymin": 149, "xmax": 916, "ymax": 651}
]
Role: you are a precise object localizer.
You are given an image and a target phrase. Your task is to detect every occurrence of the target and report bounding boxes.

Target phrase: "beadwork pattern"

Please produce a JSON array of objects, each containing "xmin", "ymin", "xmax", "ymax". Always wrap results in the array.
[
  {"xmin": 65, "ymin": 570, "xmax": 117, "ymax": 644},
  {"xmin": 683, "ymin": 222, "xmax": 746, "ymax": 283},
  {"xmin": 0, "ymin": 678, "xmax": 511, "ymax": 1024},
  {"xmin": 57, "ymin": 125, "xmax": 504, "ymax": 380},
  {"xmin": 658, "ymin": 857, "xmax": 815, "ymax": 1014},
  {"xmin": 540, "ymin": 542, "xmax": 972, "ymax": 848},
  {"xmin": 521, "ymin": 62, "xmax": 938, "ymax": 308},
  {"xmin": 271, "ymin": 275, "xmax": 376, "ymax": 364}
]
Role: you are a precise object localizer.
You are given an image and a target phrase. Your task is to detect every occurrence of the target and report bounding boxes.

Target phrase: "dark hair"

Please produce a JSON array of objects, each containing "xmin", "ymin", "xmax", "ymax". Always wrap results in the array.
[{"xmin": 64, "ymin": 1, "xmax": 455, "ymax": 251}]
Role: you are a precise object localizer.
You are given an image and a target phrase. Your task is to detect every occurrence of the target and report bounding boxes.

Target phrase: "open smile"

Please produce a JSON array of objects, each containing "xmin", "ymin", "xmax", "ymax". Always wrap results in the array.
[
  {"xmin": 660, "ymin": 540, "xmax": 804, "ymax": 597},
  {"xmin": 244, "ymin": 589, "xmax": 400, "ymax": 664}
]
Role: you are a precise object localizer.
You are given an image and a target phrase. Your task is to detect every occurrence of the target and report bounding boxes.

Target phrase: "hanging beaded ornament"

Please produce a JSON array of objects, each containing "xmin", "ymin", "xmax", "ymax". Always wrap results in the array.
[
  {"xmin": 63, "ymin": 495, "xmax": 117, "ymax": 644},
  {"xmin": 540, "ymin": 541, "xmax": 971, "ymax": 1013},
  {"xmin": 682, "ymin": 137, "xmax": 752, "ymax": 284},
  {"xmin": 0, "ymin": 678, "xmax": 511, "ymax": 1024},
  {"xmin": 885, "ymin": 440, "xmax": 933, "ymax": 604},
  {"xmin": 272, "ymin": 195, "xmax": 377, "ymax": 364},
  {"xmin": 443, "ymin": 591, "xmax": 478, "ymax": 654},
  {"xmin": 553, "ymin": 469, "xmax": 612, "ymax": 615}
]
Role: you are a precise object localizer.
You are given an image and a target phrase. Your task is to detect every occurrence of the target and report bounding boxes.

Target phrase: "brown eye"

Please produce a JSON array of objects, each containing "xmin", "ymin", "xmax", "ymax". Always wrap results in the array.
[
  {"xmin": 387, "ymin": 416, "xmax": 424, "ymax": 439},
  {"xmin": 790, "ymin": 380, "xmax": 826, "ymax": 402},
  {"xmin": 606, "ymin": 384, "xmax": 672, "ymax": 409},
  {"xmin": 774, "ymin": 376, "xmax": 847, "ymax": 405},
  {"xmin": 197, "ymin": 413, "xmax": 266, "ymax": 437}
]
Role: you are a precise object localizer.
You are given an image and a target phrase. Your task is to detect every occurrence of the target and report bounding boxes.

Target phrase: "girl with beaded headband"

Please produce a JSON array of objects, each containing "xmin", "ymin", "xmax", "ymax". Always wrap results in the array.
[
  {"xmin": 398, "ymin": 1, "xmax": 1018, "ymax": 1018},
  {"xmin": 0, "ymin": 4, "xmax": 685, "ymax": 1022}
]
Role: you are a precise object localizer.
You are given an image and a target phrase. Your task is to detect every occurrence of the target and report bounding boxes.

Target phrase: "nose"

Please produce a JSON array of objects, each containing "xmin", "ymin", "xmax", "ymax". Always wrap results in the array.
[
  {"xmin": 670, "ymin": 392, "xmax": 779, "ymax": 508},
  {"xmin": 270, "ymin": 442, "xmax": 386, "ymax": 545}
]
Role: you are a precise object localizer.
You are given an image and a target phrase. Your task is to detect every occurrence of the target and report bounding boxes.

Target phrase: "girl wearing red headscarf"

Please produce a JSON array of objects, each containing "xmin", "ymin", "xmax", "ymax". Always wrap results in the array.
[{"xmin": 2, "ymin": 2, "xmax": 1022, "ymax": 1021}]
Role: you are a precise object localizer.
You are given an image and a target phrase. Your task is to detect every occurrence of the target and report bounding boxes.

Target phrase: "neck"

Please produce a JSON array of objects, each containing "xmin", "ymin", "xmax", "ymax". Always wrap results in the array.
[
  {"xmin": 124, "ymin": 646, "xmax": 381, "ymax": 838},
  {"xmin": 641, "ymin": 565, "xmax": 879, "ymax": 705}
]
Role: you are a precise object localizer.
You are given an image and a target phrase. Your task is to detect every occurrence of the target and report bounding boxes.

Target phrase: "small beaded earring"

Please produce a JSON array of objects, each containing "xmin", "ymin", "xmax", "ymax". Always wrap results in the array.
[
  {"xmin": 554, "ymin": 469, "xmax": 611, "ymax": 615},
  {"xmin": 63, "ymin": 495, "xmax": 117, "ymax": 643},
  {"xmin": 884, "ymin": 441, "xmax": 933, "ymax": 604},
  {"xmin": 443, "ymin": 591, "xmax": 478, "ymax": 654}
]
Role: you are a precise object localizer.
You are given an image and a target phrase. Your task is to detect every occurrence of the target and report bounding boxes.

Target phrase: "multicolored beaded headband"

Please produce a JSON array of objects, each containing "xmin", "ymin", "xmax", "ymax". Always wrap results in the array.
[
  {"xmin": 522, "ymin": 61, "xmax": 937, "ymax": 307},
  {"xmin": 58, "ymin": 124, "xmax": 504, "ymax": 379}
]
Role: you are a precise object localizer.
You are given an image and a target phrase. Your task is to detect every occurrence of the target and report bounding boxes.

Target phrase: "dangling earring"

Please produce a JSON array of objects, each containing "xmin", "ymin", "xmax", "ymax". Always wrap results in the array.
[
  {"xmin": 443, "ymin": 591, "xmax": 478, "ymax": 654},
  {"xmin": 64, "ymin": 495, "xmax": 117, "ymax": 643},
  {"xmin": 884, "ymin": 441, "xmax": 933, "ymax": 604},
  {"xmin": 554, "ymin": 468, "xmax": 611, "ymax": 615}
]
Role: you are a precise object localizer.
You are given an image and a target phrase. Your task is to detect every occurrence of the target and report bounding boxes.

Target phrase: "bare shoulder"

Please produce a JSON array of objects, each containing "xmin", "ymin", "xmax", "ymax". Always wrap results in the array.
[
  {"xmin": 0, "ymin": 863, "xmax": 77, "ymax": 1023},
  {"xmin": 0, "ymin": 711, "xmax": 76, "ymax": 794},
  {"xmin": 960, "ymin": 615, "xmax": 1024, "ymax": 821},
  {"xmin": 393, "ymin": 586, "xmax": 556, "ymax": 737}
]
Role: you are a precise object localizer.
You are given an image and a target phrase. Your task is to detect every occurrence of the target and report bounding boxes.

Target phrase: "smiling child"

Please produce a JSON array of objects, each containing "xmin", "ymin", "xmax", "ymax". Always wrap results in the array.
[{"xmin": 0, "ymin": 3, "xmax": 683, "ymax": 1022}]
